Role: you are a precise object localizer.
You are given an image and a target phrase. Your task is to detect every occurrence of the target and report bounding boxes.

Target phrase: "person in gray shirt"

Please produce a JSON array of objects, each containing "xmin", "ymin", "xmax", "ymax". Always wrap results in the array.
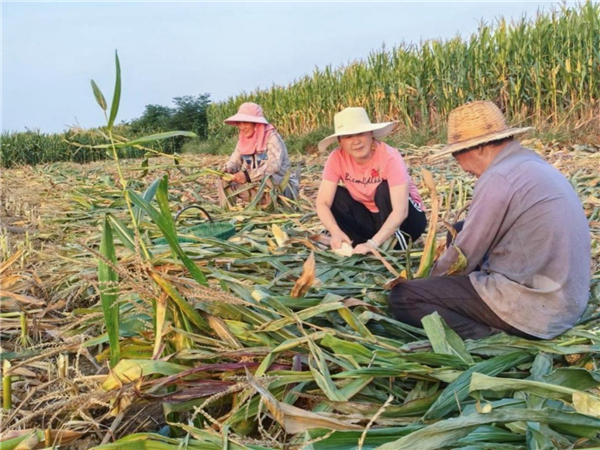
[{"xmin": 388, "ymin": 101, "xmax": 591, "ymax": 340}]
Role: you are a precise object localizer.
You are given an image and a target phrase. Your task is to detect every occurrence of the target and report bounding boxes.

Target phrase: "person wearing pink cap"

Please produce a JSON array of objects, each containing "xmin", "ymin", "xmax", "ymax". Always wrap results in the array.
[{"xmin": 222, "ymin": 102, "xmax": 298, "ymax": 203}]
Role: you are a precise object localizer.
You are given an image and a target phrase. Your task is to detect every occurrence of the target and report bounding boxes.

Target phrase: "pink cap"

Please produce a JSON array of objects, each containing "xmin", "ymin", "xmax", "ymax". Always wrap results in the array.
[{"xmin": 224, "ymin": 102, "xmax": 270, "ymax": 125}]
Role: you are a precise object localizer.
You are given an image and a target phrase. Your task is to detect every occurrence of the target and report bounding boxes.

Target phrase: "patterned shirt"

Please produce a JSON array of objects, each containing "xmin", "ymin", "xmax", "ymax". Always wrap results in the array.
[
  {"xmin": 322, "ymin": 142, "xmax": 423, "ymax": 212},
  {"xmin": 225, "ymin": 132, "xmax": 299, "ymax": 195}
]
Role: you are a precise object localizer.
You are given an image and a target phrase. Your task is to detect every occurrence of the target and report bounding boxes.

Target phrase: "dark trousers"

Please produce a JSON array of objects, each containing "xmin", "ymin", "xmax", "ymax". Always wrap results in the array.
[
  {"xmin": 331, "ymin": 181, "xmax": 427, "ymax": 248},
  {"xmin": 388, "ymin": 276, "xmax": 536, "ymax": 340},
  {"xmin": 388, "ymin": 219, "xmax": 536, "ymax": 340}
]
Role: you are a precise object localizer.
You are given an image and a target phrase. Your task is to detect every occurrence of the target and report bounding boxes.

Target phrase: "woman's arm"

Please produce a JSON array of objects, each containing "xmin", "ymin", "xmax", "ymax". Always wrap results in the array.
[
  {"xmin": 316, "ymin": 180, "xmax": 352, "ymax": 249},
  {"xmin": 354, "ymin": 183, "xmax": 409, "ymax": 254},
  {"xmin": 224, "ymin": 146, "xmax": 242, "ymax": 173}
]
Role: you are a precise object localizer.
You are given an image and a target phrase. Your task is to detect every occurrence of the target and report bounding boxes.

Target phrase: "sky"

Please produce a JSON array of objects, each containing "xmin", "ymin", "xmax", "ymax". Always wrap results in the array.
[{"xmin": 1, "ymin": 1, "xmax": 566, "ymax": 134}]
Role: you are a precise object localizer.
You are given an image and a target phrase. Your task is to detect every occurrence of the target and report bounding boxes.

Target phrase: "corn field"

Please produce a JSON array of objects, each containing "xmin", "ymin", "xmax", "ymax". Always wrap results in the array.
[
  {"xmin": 208, "ymin": 2, "xmax": 600, "ymax": 138},
  {"xmin": 0, "ymin": 127, "xmax": 181, "ymax": 168},
  {"xmin": 1, "ymin": 140, "xmax": 599, "ymax": 449},
  {"xmin": 1, "ymin": 12, "xmax": 600, "ymax": 450}
]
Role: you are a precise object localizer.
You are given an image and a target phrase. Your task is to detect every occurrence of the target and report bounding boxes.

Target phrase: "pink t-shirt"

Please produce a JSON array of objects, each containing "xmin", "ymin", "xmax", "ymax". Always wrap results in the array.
[{"xmin": 322, "ymin": 142, "xmax": 423, "ymax": 213}]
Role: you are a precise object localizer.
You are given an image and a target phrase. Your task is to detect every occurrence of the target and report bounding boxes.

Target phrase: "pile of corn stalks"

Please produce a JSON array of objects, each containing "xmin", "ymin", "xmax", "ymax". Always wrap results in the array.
[{"xmin": 1, "ymin": 137, "xmax": 599, "ymax": 449}]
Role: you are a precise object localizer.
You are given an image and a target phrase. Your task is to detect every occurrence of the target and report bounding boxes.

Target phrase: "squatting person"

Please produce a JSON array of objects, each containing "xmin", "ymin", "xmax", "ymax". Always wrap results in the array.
[
  {"xmin": 221, "ymin": 102, "xmax": 299, "ymax": 205},
  {"xmin": 316, "ymin": 107, "xmax": 427, "ymax": 255},
  {"xmin": 388, "ymin": 100, "xmax": 591, "ymax": 340}
]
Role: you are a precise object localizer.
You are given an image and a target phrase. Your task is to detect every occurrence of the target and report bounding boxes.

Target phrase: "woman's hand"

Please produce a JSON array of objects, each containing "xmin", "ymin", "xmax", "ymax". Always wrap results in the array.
[
  {"xmin": 353, "ymin": 242, "xmax": 376, "ymax": 255},
  {"xmin": 232, "ymin": 171, "xmax": 247, "ymax": 184},
  {"xmin": 330, "ymin": 231, "xmax": 352, "ymax": 250},
  {"xmin": 223, "ymin": 166, "xmax": 234, "ymax": 174}
]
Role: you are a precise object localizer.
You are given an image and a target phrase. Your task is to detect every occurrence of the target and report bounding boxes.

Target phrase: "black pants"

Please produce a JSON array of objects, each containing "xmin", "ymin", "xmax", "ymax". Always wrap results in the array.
[
  {"xmin": 330, "ymin": 181, "xmax": 427, "ymax": 248},
  {"xmin": 388, "ymin": 276, "xmax": 536, "ymax": 340},
  {"xmin": 388, "ymin": 219, "xmax": 536, "ymax": 340}
]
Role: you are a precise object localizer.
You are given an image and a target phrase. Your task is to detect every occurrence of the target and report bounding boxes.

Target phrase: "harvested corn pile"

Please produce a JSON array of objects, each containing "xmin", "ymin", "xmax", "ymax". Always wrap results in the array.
[{"xmin": 1, "ymin": 140, "xmax": 599, "ymax": 449}]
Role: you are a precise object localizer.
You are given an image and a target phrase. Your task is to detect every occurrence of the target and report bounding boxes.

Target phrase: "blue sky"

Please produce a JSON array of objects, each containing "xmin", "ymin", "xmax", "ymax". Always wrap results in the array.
[{"xmin": 2, "ymin": 1, "xmax": 562, "ymax": 133}]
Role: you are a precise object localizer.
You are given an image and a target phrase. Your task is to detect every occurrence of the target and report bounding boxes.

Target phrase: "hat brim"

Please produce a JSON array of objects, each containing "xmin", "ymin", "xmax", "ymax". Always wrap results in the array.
[
  {"xmin": 318, "ymin": 122, "xmax": 397, "ymax": 152},
  {"xmin": 224, "ymin": 113, "xmax": 270, "ymax": 125},
  {"xmin": 428, "ymin": 127, "xmax": 533, "ymax": 162}
]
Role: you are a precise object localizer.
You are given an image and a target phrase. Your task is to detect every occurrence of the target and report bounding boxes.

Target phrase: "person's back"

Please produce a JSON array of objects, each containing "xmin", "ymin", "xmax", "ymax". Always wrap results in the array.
[
  {"xmin": 469, "ymin": 142, "xmax": 590, "ymax": 338},
  {"xmin": 390, "ymin": 100, "xmax": 590, "ymax": 341}
]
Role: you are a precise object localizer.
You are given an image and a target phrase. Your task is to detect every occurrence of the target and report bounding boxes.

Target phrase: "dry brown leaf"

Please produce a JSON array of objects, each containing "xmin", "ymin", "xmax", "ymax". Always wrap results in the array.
[
  {"xmin": 291, "ymin": 252, "xmax": 316, "ymax": 298},
  {"xmin": 415, "ymin": 168, "xmax": 440, "ymax": 278},
  {"xmin": 272, "ymin": 224, "xmax": 289, "ymax": 247},
  {"xmin": 205, "ymin": 314, "xmax": 243, "ymax": 349},
  {"xmin": 246, "ymin": 368, "xmax": 362, "ymax": 434},
  {"xmin": 341, "ymin": 297, "xmax": 383, "ymax": 313},
  {"xmin": 0, "ymin": 249, "xmax": 25, "ymax": 275}
]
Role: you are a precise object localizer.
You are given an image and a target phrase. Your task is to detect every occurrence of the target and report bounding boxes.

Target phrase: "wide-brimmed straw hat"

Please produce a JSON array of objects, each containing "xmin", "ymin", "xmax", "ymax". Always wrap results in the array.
[
  {"xmin": 430, "ymin": 101, "xmax": 532, "ymax": 161},
  {"xmin": 224, "ymin": 102, "xmax": 270, "ymax": 125},
  {"xmin": 318, "ymin": 107, "xmax": 397, "ymax": 152}
]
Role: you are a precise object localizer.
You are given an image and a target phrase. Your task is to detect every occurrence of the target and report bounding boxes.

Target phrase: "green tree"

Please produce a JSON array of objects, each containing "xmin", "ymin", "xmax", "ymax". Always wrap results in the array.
[
  {"xmin": 170, "ymin": 94, "xmax": 211, "ymax": 139},
  {"xmin": 130, "ymin": 104, "xmax": 174, "ymax": 132}
]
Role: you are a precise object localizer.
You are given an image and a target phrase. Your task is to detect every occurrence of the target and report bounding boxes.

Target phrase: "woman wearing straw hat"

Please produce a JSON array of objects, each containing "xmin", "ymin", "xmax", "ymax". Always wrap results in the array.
[
  {"xmin": 389, "ymin": 100, "xmax": 590, "ymax": 340},
  {"xmin": 221, "ymin": 102, "xmax": 298, "ymax": 204},
  {"xmin": 316, "ymin": 107, "xmax": 426, "ymax": 255}
]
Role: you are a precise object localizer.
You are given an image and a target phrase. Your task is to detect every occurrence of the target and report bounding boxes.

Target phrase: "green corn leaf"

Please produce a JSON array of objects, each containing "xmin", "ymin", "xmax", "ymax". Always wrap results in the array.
[
  {"xmin": 337, "ymin": 307, "xmax": 376, "ymax": 342},
  {"xmin": 89, "ymin": 131, "xmax": 197, "ymax": 149},
  {"xmin": 469, "ymin": 373, "xmax": 600, "ymax": 417},
  {"xmin": 375, "ymin": 408, "xmax": 600, "ymax": 450},
  {"xmin": 415, "ymin": 169, "xmax": 439, "ymax": 278},
  {"xmin": 307, "ymin": 338, "xmax": 347, "ymax": 402},
  {"xmin": 107, "ymin": 213, "xmax": 136, "ymax": 253},
  {"xmin": 423, "ymin": 351, "xmax": 532, "ymax": 420},
  {"xmin": 150, "ymin": 272, "xmax": 210, "ymax": 333},
  {"xmin": 115, "ymin": 131, "xmax": 196, "ymax": 148},
  {"xmin": 154, "ymin": 176, "xmax": 178, "ymax": 245},
  {"xmin": 107, "ymin": 50, "xmax": 121, "ymax": 131},
  {"xmin": 321, "ymin": 333, "xmax": 373, "ymax": 362},
  {"xmin": 134, "ymin": 177, "xmax": 161, "ymax": 224},
  {"xmin": 312, "ymin": 376, "xmax": 374, "ymax": 413},
  {"xmin": 128, "ymin": 177, "xmax": 208, "ymax": 286},
  {"xmin": 422, "ymin": 312, "xmax": 474, "ymax": 365},
  {"xmin": 98, "ymin": 215, "xmax": 120, "ymax": 367},
  {"xmin": 90, "ymin": 79, "xmax": 107, "ymax": 111},
  {"xmin": 541, "ymin": 367, "xmax": 600, "ymax": 390},
  {"xmin": 305, "ymin": 426, "xmax": 421, "ymax": 450}
]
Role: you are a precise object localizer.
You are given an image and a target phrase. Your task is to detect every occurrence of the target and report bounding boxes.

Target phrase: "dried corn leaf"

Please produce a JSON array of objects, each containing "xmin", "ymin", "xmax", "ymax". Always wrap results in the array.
[
  {"xmin": 272, "ymin": 224, "xmax": 289, "ymax": 247},
  {"xmin": 415, "ymin": 168, "xmax": 439, "ymax": 278},
  {"xmin": 291, "ymin": 251, "xmax": 316, "ymax": 298},
  {"xmin": 246, "ymin": 368, "xmax": 361, "ymax": 434},
  {"xmin": 102, "ymin": 359, "xmax": 188, "ymax": 390}
]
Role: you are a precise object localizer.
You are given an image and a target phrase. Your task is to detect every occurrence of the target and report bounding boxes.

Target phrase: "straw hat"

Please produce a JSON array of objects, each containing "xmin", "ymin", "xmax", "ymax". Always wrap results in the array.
[
  {"xmin": 430, "ymin": 101, "xmax": 532, "ymax": 161},
  {"xmin": 224, "ymin": 102, "xmax": 270, "ymax": 125},
  {"xmin": 318, "ymin": 107, "xmax": 397, "ymax": 152}
]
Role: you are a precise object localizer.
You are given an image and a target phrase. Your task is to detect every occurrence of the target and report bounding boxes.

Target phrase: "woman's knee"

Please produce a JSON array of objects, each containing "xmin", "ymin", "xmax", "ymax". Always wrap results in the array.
[{"xmin": 331, "ymin": 187, "xmax": 353, "ymax": 212}]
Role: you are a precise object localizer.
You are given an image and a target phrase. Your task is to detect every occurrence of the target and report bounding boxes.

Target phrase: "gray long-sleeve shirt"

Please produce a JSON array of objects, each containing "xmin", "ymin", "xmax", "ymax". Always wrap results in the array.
[
  {"xmin": 225, "ymin": 132, "xmax": 299, "ymax": 195},
  {"xmin": 431, "ymin": 141, "xmax": 590, "ymax": 338}
]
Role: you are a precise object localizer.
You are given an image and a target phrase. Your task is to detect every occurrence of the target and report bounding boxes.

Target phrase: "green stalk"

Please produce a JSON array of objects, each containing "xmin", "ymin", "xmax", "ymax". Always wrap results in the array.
[
  {"xmin": 19, "ymin": 313, "xmax": 28, "ymax": 348},
  {"xmin": 2, "ymin": 360, "xmax": 12, "ymax": 410},
  {"xmin": 107, "ymin": 126, "xmax": 151, "ymax": 261}
]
